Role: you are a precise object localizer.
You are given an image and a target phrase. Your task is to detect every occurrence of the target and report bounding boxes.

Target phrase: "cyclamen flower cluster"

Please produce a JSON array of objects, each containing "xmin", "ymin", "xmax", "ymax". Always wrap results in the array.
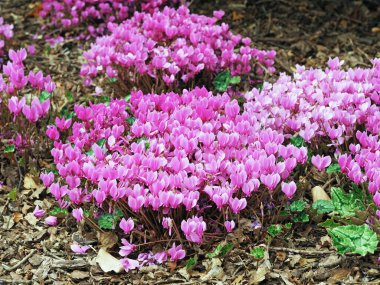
[
  {"xmin": 245, "ymin": 58, "xmax": 380, "ymax": 202},
  {"xmin": 0, "ymin": 49, "xmax": 55, "ymax": 149},
  {"xmin": 80, "ymin": 6, "xmax": 276, "ymax": 91},
  {"xmin": 46, "ymin": 87, "xmax": 305, "ymax": 270},
  {"xmin": 339, "ymin": 131, "xmax": 380, "ymax": 199},
  {"xmin": 40, "ymin": 0, "xmax": 184, "ymax": 38},
  {"xmin": 0, "ymin": 17, "xmax": 13, "ymax": 58}
]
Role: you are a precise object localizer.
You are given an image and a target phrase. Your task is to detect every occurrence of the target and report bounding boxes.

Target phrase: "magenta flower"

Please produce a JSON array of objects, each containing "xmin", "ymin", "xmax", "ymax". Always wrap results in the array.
[
  {"xmin": 311, "ymin": 155, "xmax": 332, "ymax": 172},
  {"xmin": 260, "ymin": 173, "xmax": 281, "ymax": 192},
  {"xmin": 168, "ymin": 243, "xmax": 186, "ymax": 262},
  {"xmin": 46, "ymin": 125, "xmax": 59, "ymax": 141},
  {"xmin": 119, "ymin": 239, "xmax": 136, "ymax": 257},
  {"xmin": 281, "ymin": 181, "xmax": 297, "ymax": 199},
  {"xmin": 121, "ymin": 258, "xmax": 139, "ymax": 272},
  {"xmin": 181, "ymin": 216, "xmax": 206, "ymax": 244},
  {"xmin": 45, "ymin": 216, "xmax": 58, "ymax": 226},
  {"xmin": 119, "ymin": 218, "xmax": 134, "ymax": 235},
  {"xmin": 40, "ymin": 172, "xmax": 54, "ymax": 188},
  {"xmin": 72, "ymin": 208, "xmax": 84, "ymax": 222},
  {"xmin": 224, "ymin": 220, "xmax": 235, "ymax": 233},
  {"xmin": 33, "ymin": 205, "xmax": 45, "ymax": 218},
  {"xmin": 374, "ymin": 192, "xmax": 380, "ymax": 207},
  {"xmin": 70, "ymin": 244, "xmax": 90, "ymax": 254}
]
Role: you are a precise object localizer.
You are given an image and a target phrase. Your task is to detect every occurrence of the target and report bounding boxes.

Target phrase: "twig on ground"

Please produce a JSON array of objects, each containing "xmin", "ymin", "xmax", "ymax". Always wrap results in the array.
[
  {"xmin": 2, "ymin": 249, "xmax": 37, "ymax": 271},
  {"xmin": 269, "ymin": 246, "xmax": 331, "ymax": 255}
]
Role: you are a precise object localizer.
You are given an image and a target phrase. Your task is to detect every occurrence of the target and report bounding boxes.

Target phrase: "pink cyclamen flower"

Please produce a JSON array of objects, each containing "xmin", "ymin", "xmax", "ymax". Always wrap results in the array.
[
  {"xmin": 46, "ymin": 125, "xmax": 60, "ymax": 140},
  {"xmin": 33, "ymin": 205, "xmax": 45, "ymax": 218},
  {"xmin": 27, "ymin": 45, "xmax": 36, "ymax": 55},
  {"xmin": 119, "ymin": 239, "xmax": 136, "ymax": 257},
  {"xmin": 213, "ymin": 10, "xmax": 225, "ymax": 20},
  {"xmin": 311, "ymin": 155, "xmax": 332, "ymax": 172},
  {"xmin": 8, "ymin": 96, "xmax": 25, "ymax": 117},
  {"xmin": 281, "ymin": 181, "xmax": 297, "ymax": 199},
  {"xmin": 260, "ymin": 173, "xmax": 281, "ymax": 192},
  {"xmin": 224, "ymin": 220, "xmax": 235, "ymax": 233},
  {"xmin": 70, "ymin": 244, "xmax": 90, "ymax": 254},
  {"xmin": 45, "ymin": 216, "xmax": 58, "ymax": 226},
  {"xmin": 168, "ymin": 243, "xmax": 186, "ymax": 262},
  {"xmin": 374, "ymin": 192, "xmax": 380, "ymax": 207},
  {"xmin": 40, "ymin": 172, "xmax": 54, "ymax": 188},
  {"xmin": 121, "ymin": 258, "xmax": 139, "ymax": 272},
  {"xmin": 154, "ymin": 251, "xmax": 168, "ymax": 264},
  {"xmin": 181, "ymin": 216, "xmax": 206, "ymax": 244},
  {"xmin": 119, "ymin": 217, "xmax": 134, "ymax": 234},
  {"xmin": 162, "ymin": 217, "xmax": 173, "ymax": 236},
  {"xmin": 72, "ymin": 208, "xmax": 84, "ymax": 222}
]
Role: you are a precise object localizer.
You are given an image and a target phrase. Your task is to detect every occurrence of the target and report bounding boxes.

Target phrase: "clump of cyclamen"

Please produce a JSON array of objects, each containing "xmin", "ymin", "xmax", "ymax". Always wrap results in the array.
[
  {"xmin": 0, "ymin": 48, "xmax": 55, "ymax": 150},
  {"xmin": 245, "ymin": 57, "xmax": 380, "ymax": 204},
  {"xmin": 47, "ymin": 86, "xmax": 303, "ymax": 271},
  {"xmin": 80, "ymin": 6, "xmax": 275, "ymax": 91},
  {"xmin": 39, "ymin": 0, "xmax": 185, "ymax": 39},
  {"xmin": 0, "ymin": 17, "xmax": 13, "ymax": 58}
]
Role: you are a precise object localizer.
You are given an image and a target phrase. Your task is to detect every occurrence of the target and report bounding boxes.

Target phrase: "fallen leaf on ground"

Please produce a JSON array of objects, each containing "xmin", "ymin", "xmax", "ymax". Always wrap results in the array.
[
  {"xmin": 96, "ymin": 248, "xmax": 124, "ymax": 273},
  {"xmin": 71, "ymin": 270, "xmax": 90, "ymax": 280},
  {"xmin": 311, "ymin": 186, "xmax": 331, "ymax": 202},
  {"xmin": 12, "ymin": 212, "xmax": 23, "ymax": 223},
  {"xmin": 97, "ymin": 231, "xmax": 118, "ymax": 249}
]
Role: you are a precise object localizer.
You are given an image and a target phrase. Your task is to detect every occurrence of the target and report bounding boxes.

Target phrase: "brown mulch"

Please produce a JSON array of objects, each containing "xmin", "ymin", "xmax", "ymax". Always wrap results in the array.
[{"xmin": 0, "ymin": 0, "xmax": 380, "ymax": 284}]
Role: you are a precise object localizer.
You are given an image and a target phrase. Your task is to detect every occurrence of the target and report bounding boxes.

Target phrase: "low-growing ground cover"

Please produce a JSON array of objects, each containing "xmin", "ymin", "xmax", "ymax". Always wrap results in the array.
[{"xmin": 0, "ymin": 0, "xmax": 379, "ymax": 284}]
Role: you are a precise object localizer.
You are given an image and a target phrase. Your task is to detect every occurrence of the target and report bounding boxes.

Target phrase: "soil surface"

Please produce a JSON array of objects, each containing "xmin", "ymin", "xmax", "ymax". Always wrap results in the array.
[{"xmin": 0, "ymin": 0, "xmax": 380, "ymax": 284}]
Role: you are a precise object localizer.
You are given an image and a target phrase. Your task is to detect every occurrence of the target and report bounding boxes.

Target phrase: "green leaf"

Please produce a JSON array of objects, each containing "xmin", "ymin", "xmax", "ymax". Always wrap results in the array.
[
  {"xmin": 60, "ymin": 105, "xmax": 74, "ymax": 119},
  {"xmin": 7, "ymin": 188, "xmax": 17, "ymax": 201},
  {"xmin": 186, "ymin": 256, "xmax": 197, "ymax": 271},
  {"xmin": 126, "ymin": 117, "xmax": 136, "ymax": 125},
  {"xmin": 284, "ymin": 222, "xmax": 293, "ymax": 229},
  {"xmin": 213, "ymin": 70, "xmax": 231, "ymax": 92},
  {"xmin": 66, "ymin": 91, "xmax": 74, "ymax": 102},
  {"xmin": 98, "ymin": 213, "xmax": 115, "ymax": 229},
  {"xmin": 312, "ymin": 200, "xmax": 334, "ymax": 214},
  {"xmin": 331, "ymin": 187, "xmax": 364, "ymax": 217},
  {"xmin": 4, "ymin": 144, "xmax": 15, "ymax": 153},
  {"xmin": 256, "ymin": 83, "xmax": 264, "ymax": 91},
  {"xmin": 230, "ymin": 76, "xmax": 241, "ymax": 85},
  {"xmin": 114, "ymin": 209, "xmax": 123, "ymax": 219},
  {"xmin": 205, "ymin": 243, "xmax": 233, "ymax": 258},
  {"xmin": 97, "ymin": 210, "xmax": 123, "ymax": 230},
  {"xmin": 99, "ymin": 96, "xmax": 110, "ymax": 104},
  {"xmin": 326, "ymin": 163, "xmax": 341, "ymax": 173},
  {"xmin": 125, "ymin": 94, "xmax": 131, "ymax": 103},
  {"xmin": 250, "ymin": 246, "xmax": 265, "ymax": 260},
  {"xmin": 39, "ymin": 91, "xmax": 52, "ymax": 102},
  {"xmin": 108, "ymin": 77, "xmax": 117, "ymax": 83},
  {"xmin": 267, "ymin": 224, "xmax": 282, "ymax": 237},
  {"xmin": 293, "ymin": 212, "xmax": 309, "ymax": 223},
  {"xmin": 319, "ymin": 218, "xmax": 340, "ymax": 228},
  {"xmin": 49, "ymin": 206, "xmax": 68, "ymax": 218},
  {"xmin": 328, "ymin": 225, "xmax": 378, "ymax": 256},
  {"xmin": 290, "ymin": 135, "xmax": 305, "ymax": 148},
  {"xmin": 83, "ymin": 209, "xmax": 90, "ymax": 217},
  {"xmin": 96, "ymin": 138, "xmax": 106, "ymax": 148},
  {"xmin": 289, "ymin": 200, "xmax": 306, "ymax": 212}
]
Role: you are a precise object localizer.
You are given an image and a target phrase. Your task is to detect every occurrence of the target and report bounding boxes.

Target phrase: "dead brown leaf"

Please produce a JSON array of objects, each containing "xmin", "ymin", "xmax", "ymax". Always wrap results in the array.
[
  {"xmin": 97, "ymin": 231, "xmax": 118, "ymax": 249},
  {"xmin": 327, "ymin": 268, "xmax": 351, "ymax": 284},
  {"xmin": 232, "ymin": 11, "xmax": 244, "ymax": 22},
  {"xmin": 276, "ymin": 251, "xmax": 287, "ymax": 262},
  {"xmin": 12, "ymin": 212, "xmax": 23, "ymax": 223}
]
